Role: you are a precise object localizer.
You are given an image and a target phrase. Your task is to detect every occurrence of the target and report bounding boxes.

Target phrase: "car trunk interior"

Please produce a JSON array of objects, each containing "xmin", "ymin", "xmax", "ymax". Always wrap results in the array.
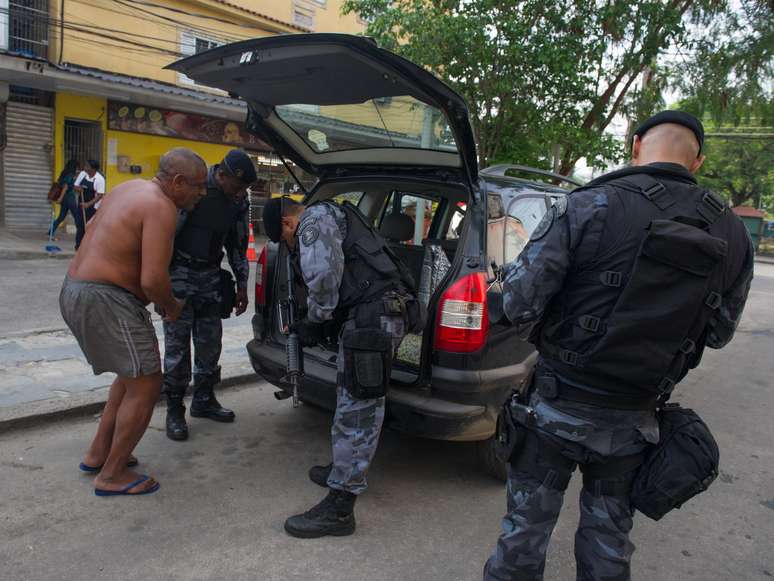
[{"xmin": 267, "ymin": 177, "xmax": 470, "ymax": 385}]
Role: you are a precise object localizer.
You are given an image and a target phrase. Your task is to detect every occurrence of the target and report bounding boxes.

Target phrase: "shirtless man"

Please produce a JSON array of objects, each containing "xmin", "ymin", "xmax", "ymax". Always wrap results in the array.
[{"xmin": 60, "ymin": 147, "xmax": 207, "ymax": 496}]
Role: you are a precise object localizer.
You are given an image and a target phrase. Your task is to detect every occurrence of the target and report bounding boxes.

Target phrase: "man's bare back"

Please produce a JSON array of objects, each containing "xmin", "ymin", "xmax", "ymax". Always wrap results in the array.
[{"xmin": 68, "ymin": 179, "xmax": 177, "ymax": 304}]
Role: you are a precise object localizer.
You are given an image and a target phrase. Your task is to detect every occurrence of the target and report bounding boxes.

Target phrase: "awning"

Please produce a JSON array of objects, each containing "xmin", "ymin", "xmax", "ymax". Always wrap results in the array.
[{"xmin": 0, "ymin": 52, "xmax": 247, "ymax": 120}]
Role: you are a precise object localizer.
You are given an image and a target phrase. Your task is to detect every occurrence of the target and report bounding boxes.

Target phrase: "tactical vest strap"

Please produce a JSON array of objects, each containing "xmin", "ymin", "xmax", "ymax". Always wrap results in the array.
[
  {"xmin": 535, "ymin": 373, "xmax": 659, "ymax": 410},
  {"xmin": 577, "ymin": 315, "xmax": 604, "ymax": 333},
  {"xmin": 599, "ymin": 270, "xmax": 623, "ymax": 287},
  {"xmin": 705, "ymin": 291, "xmax": 722, "ymax": 309},
  {"xmin": 637, "ymin": 176, "xmax": 676, "ymax": 210},
  {"xmin": 696, "ymin": 191, "xmax": 726, "ymax": 225}
]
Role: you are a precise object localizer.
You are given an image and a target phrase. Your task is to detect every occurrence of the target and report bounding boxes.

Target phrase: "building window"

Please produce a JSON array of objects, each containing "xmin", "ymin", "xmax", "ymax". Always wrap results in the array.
[
  {"xmin": 293, "ymin": 1, "xmax": 316, "ymax": 30},
  {"xmin": 3, "ymin": 0, "xmax": 49, "ymax": 59},
  {"xmin": 178, "ymin": 30, "xmax": 222, "ymax": 86}
]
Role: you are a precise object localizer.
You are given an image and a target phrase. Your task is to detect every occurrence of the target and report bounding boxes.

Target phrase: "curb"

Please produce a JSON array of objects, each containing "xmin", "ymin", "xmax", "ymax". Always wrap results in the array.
[
  {"xmin": 0, "ymin": 370, "xmax": 257, "ymax": 434},
  {"xmin": 0, "ymin": 249, "xmax": 75, "ymax": 260}
]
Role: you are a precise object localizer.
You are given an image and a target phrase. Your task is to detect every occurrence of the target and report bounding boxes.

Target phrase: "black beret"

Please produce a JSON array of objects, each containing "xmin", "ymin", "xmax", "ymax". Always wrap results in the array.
[
  {"xmin": 222, "ymin": 149, "xmax": 258, "ymax": 185},
  {"xmin": 633, "ymin": 110, "xmax": 705, "ymax": 154},
  {"xmin": 262, "ymin": 197, "xmax": 283, "ymax": 243}
]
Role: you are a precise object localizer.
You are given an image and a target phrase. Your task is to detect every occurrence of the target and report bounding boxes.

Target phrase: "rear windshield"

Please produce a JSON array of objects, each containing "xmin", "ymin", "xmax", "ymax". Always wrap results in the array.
[{"xmin": 276, "ymin": 97, "xmax": 458, "ymax": 154}]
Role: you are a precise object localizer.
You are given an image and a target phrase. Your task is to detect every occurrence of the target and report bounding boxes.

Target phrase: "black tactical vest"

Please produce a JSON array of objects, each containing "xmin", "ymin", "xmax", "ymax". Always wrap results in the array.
[
  {"xmin": 174, "ymin": 169, "xmax": 244, "ymax": 265},
  {"xmin": 538, "ymin": 166, "xmax": 738, "ymax": 405},
  {"xmin": 322, "ymin": 201, "xmax": 414, "ymax": 310}
]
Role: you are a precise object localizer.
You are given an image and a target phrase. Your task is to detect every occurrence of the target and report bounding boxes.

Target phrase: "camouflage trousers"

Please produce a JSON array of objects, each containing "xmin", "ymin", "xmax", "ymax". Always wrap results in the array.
[
  {"xmin": 163, "ymin": 265, "xmax": 223, "ymax": 396},
  {"xmin": 484, "ymin": 426, "xmax": 649, "ymax": 581},
  {"xmin": 327, "ymin": 314, "xmax": 406, "ymax": 495}
]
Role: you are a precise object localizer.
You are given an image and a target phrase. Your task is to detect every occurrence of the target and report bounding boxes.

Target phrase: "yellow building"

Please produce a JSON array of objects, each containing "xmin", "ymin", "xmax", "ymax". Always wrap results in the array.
[{"xmin": 0, "ymin": 0, "xmax": 366, "ymax": 229}]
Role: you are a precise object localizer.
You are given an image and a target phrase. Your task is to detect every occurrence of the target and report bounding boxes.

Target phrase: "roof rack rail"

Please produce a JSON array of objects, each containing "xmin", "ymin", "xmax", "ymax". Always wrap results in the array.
[{"xmin": 480, "ymin": 164, "xmax": 584, "ymax": 188}]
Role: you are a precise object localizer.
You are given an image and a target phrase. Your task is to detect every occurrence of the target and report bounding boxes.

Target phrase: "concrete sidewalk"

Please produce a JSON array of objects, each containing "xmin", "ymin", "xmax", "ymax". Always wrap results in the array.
[
  {"xmin": 0, "ymin": 227, "xmax": 77, "ymax": 260},
  {"xmin": 0, "ymin": 313, "xmax": 258, "ymax": 431}
]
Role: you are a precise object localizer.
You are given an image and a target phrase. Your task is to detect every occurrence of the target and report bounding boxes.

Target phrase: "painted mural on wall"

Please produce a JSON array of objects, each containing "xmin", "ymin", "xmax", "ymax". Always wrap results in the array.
[{"xmin": 107, "ymin": 101, "xmax": 270, "ymax": 151}]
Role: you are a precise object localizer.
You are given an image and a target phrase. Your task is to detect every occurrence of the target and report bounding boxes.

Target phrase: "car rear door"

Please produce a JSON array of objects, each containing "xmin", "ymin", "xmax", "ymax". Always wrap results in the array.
[{"xmin": 166, "ymin": 33, "xmax": 478, "ymax": 188}]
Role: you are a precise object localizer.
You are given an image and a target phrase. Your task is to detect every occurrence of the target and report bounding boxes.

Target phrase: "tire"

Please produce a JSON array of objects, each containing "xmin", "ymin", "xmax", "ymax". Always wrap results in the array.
[{"xmin": 477, "ymin": 436, "xmax": 507, "ymax": 482}]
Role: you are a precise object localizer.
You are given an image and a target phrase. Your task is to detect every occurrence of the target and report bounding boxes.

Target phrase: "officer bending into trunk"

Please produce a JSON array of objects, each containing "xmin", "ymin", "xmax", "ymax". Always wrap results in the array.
[
  {"xmin": 163, "ymin": 149, "xmax": 256, "ymax": 441},
  {"xmin": 484, "ymin": 111, "xmax": 753, "ymax": 580},
  {"xmin": 262, "ymin": 195, "xmax": 423, "ymax": 538}
]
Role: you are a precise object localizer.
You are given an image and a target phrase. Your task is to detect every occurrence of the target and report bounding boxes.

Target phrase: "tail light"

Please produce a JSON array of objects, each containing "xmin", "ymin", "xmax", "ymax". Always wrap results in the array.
[
  {"xmin": 434, "ymin": 272, "xmax": 489, "ymax": 353},
  {"xmin": 254, "ymin": 245, "xmax": 267, "ymax": 307}
]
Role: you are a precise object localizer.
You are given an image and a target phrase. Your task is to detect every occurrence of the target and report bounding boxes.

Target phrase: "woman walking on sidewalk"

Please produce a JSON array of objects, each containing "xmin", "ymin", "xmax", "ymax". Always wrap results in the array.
[{"xmin": 50, "ymin": 159, "xmax": 81, "ymax": 240}]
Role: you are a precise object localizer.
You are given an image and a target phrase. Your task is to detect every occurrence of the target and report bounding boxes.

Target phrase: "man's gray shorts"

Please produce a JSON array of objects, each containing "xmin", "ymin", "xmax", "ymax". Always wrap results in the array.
[{"xmin": 59, "ymin": 275, "xmax": 161, "ymax": 378}]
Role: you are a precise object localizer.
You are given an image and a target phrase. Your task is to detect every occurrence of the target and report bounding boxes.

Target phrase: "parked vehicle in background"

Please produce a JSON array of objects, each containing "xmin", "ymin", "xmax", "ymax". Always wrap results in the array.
[{"xmin": 169, "ymin": 34, "xmax": 583, "ymax": 480}]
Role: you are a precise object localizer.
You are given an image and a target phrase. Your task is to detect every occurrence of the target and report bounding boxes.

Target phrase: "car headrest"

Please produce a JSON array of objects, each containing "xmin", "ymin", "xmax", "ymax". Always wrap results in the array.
[{"xmin": 380, "ymin": 212, "xmax": 415, "ymax": 242}]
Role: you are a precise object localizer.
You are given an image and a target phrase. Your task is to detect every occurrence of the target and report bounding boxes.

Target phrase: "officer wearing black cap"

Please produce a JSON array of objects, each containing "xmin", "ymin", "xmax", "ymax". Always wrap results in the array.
[
  {"xmin": 483, "ymin": 111, "xmax": 754, "ymax": 580},
  {"xmin": 163, "ymin": 149, "xmax": 257, "ymax": 441}
]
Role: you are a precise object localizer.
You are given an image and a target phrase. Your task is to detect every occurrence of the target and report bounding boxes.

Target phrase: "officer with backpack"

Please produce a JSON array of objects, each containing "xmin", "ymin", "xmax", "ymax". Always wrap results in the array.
[
  {"xmin": 484, "ymin": 111, "xmax": 754, "ymax": 581},
  {"xmin": 261, "ymin": 195, "xmax": 423, "ymax": 538}
]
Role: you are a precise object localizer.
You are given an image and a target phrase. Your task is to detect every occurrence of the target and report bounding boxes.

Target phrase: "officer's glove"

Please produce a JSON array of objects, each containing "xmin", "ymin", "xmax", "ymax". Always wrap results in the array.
[{"xmin": 291, "ymin": 318, "xmax": 324, "ymax": 347}]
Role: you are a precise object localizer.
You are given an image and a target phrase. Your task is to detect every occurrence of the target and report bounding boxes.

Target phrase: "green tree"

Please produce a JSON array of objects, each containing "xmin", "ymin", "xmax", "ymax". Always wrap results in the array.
[
  {"xmin": 698, "ymin": 135, "xmax": 774, "ymax": 211},
  {"xmin": 342, "ymin": 0, "xmax": 727, "ymax": 174},
  {"xmin": 676, "ymin": 0, "xmax": 773, "ymax": 128}
]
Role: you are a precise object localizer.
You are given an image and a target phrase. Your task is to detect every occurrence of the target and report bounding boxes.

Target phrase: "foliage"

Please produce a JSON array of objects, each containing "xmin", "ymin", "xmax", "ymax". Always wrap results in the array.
[
  {"xmin": 675, "ymin": 0, "xmax": 773, "ymax": 128},
  {"xmin": 342, "ymin": 0, "xmax": 730, "ymax": 174},
  {"xmin": 698, "ymin": 135, "xmax": 774, "ymax": 210}
]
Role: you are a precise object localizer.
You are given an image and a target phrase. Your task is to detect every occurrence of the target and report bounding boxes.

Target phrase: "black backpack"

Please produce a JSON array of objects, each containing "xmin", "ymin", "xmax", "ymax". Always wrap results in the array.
[{"xmin": 631, "ymin": 404, "xmax": 719, "ymax": 521}]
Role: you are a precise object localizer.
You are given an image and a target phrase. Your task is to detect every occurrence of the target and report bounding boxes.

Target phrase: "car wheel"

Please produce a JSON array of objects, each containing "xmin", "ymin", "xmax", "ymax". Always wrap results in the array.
[{"xmin": 476, "ymin": 436, "xmax": 507, "ymax": 482}]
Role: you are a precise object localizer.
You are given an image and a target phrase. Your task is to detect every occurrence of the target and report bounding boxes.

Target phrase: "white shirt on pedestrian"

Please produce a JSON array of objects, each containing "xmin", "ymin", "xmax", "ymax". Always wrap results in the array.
[{"xmin": 75, "ymin": 171, "xmax": 106, "ymax": 209}]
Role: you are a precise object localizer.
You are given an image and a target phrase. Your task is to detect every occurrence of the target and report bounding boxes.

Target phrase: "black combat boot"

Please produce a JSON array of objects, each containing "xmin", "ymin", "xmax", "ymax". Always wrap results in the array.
[
  {"xmin": 284, "ymin": 489, "xmax": 357, "ymax": 538},
  {"xmin": 165, "ymin": 394, "xmax": 188, "ymax": 441},
  {"xmin": 190, "ymin": 384, "xmax": 235, "ymax": 422},
  {"xmin": 308, "ymin": 463, "xmax": 332, "ymax": 488}
]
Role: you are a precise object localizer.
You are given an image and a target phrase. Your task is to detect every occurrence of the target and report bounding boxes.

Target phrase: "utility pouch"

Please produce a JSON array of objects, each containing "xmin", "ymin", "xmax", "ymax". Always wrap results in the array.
[
  {"xmin": 342, "ymin": 327, "xmax": 393, "ymax": 399},
  {"xmin": 631, "ymin": 404, "xmax": 719, "ymax": 521},
  {"xmin": 218, "ymin": 268, "xmax": 237, "ymax": 319}
]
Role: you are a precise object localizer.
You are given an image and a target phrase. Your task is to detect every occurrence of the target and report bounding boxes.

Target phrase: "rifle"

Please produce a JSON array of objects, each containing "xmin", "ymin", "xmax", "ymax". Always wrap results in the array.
[{"xmin": 276, "ymin": 241, "xmax": 303, "ymax": 408}]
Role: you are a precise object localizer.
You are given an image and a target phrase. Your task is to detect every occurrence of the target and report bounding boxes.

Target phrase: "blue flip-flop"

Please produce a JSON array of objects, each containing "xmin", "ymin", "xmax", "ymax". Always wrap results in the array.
[
  {"xmin": 79, "ymin": 457, "xmax": 139, "ymax": 473},
  {"xmin": 94, "ymin": 475, "xmax": 160, "ymax": 497}
]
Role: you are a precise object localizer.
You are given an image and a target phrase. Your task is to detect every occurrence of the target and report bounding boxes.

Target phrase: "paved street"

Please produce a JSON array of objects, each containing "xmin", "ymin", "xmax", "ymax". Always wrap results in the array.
[{"xmin": 0, "ymin": 262, "xmax": 772, "ymax": 580}]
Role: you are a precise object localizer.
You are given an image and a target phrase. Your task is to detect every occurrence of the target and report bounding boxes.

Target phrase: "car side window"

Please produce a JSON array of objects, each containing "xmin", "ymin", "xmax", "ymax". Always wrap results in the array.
[
  {"xmin": 503, "ymin": 195, "xmax": 551, "ymax": 263},
  {"xmin": 381, "ymin": 192, "xmax": 439, "ymax": 245},
  {"xmin": 486, "ymin": 193, "xmax": 507, "ymax": 267},
  {"xmin": 331, "ymin": 191, "xmax": 365, "ymax": 207},
  {"xmin": 445, "ymin": 202, "xmax": 466, "ymax": 240}
]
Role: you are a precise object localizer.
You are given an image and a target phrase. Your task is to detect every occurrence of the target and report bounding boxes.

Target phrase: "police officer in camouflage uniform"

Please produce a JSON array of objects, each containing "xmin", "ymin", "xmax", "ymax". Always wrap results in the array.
[
  {"xmin": 484, "ymin": 111, "xmax": 754, "ymax": 580},
  {"xmin": 163, "ymin": 150, "xmax": 257, "ymax": 441},
  {"xmin": 261, "ymin": 195, "xmax": 421, "ymax": 538}
]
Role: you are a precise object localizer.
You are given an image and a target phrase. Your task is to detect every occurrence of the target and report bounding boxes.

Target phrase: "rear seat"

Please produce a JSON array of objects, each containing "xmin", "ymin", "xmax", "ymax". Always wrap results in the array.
[
  {"xmin": 379, "ymin": 214, "xmax": 457, "ymax": 305},
  {"xmin": 379, "ymin": 213, "xmax": 426, "ymax": 286}
]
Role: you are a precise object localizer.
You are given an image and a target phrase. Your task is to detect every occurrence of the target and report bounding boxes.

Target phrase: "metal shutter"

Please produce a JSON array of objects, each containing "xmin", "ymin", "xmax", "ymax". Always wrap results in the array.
[{"xmin": 4, "ymin": 102, "xmax": 53, "ymax": 229}]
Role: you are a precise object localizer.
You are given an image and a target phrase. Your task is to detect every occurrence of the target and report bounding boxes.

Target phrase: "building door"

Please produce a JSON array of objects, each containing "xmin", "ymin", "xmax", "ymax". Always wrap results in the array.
[
  {"xmin": 63, "ymin": 119, "xmax": 102, "ymax": 170},
  {"xmin": 3, "ymin": 100, "xmax": 53, "ymax": 229}
]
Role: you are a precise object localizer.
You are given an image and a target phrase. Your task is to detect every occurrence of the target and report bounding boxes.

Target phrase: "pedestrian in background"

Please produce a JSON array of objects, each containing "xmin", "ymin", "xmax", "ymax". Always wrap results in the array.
[
  {"xmin": 50, "ymin": 159, "xmax": 81, "ymax": 239},
  {"xmin": 73, "ymin": 160, "xmax": 106, "ymax": 249},
  {"xmin": 60, "ymin": 147, "xmax": 206, "ymax": 496},
  {"xmin": 483, "ymin": 111, "xmax": 754, "ymax": 581}
]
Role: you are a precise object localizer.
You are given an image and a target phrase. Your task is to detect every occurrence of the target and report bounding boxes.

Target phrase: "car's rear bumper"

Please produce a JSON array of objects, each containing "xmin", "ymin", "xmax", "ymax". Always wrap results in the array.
[{"xmin": 247, "ymin": 339, "xmax": 533, "ymax": 442}]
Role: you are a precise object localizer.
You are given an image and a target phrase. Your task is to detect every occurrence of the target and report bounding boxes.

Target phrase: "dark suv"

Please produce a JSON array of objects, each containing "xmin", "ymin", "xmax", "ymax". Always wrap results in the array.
[{"xmin": 170, "ymin": 34, "xmax": 582, "ymax": 480}]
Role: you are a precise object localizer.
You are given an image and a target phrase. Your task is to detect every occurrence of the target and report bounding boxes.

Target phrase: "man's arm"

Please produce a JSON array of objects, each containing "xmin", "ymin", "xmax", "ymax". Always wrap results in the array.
[
  {"xmin": 706, "ymin": 233, "xmax": 755, "ymax": 349},
  {"xmin": 298, "ymin": 206, "xmax": 345, "ymax": 323},
  {"xmin": 224, "ymin": 200, "xmax": 250, "ymax": 315},
  {"xmin": 140, "ymin": 201, "xmax": 182, "ymax": 321},
  {"xmin": 502, "ymin": 191, "xmax": 606, "ymax": 339}
]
